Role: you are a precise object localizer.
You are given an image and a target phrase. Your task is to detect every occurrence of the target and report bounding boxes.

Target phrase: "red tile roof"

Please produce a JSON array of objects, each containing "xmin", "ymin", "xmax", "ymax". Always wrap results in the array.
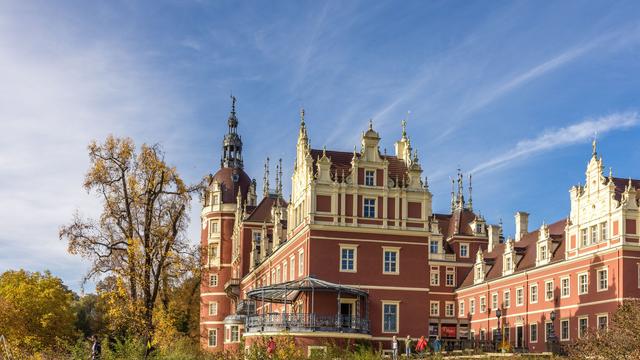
[
  {"xmin": 309, "ymin": 149, "xmax": 410, "ymax": 185},
  {"xmin": 459, "ymin": 218, "xmax": 566, "ymax": 288},
  {"xmin": 211, "ymin": 167, "xmax": 252, "ymax": 204},
  {"xmin": 245, "ymin": 194, "xmax": 288, "ymax": 223},
  {"xmin": 611, "ymin": 177, "xmax": 640, "ymax": 202}
]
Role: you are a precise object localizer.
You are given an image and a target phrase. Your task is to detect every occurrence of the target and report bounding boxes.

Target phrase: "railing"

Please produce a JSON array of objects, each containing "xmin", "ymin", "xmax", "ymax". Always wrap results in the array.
[
  {"xmin": 236, "ymin": 300, "xmax": 256, "ymax": 315},
  {"xmin": 245, "ymin": 312, "xmax": 370, "ymax": 334}
]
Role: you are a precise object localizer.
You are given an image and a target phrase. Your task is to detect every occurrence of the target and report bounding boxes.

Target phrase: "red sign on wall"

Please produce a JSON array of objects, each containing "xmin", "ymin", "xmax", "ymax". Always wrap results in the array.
[{"xmin": 441, "ymin": 325, "xmax": 457, "ymax": 338}]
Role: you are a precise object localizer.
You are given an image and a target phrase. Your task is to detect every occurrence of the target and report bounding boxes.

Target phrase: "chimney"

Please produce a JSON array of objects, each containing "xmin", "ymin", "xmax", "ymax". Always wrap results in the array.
[
  {"xmin": 515, "ymin": 211, "xmax": 529, "ymax": 242},
  {"xmin": 487, "ymin": 225, "xmax": 500, "ymax": 252}
]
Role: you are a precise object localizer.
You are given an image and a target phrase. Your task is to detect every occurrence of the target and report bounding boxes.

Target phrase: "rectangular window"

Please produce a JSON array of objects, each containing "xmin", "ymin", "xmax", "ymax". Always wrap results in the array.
[
  {"xmin": 579, "ymin": 273, "xmax": 589, "ymax": 295},
  {"xmin": 545, "ymin": 280, "xmax": 554, "ymax": 301},
  {"xmin": 208, "ymin": 243, "xmax": 219, "ymax": 262},
  {"xmin": 230, "ymin": 325, "xmax": 239, "ymax": 342},
  {"xmin": 480, "ymin": 329, "xmax": 486, "ymax": 341},
  {"xmin": 539, "ymin": 244, "xmax": 547, "ymax": 261},
  {"xmin": 365, "ymin": 170, "xmax": 375, "ymax": 186},
  {"xmin": 430, "ymin": 301, "xmax": 439, "ymax": 316},
  {"xmin": 479, "ymin": 296, "xmax": 486, "ymax": 313},
  {"xmin": 383, "ymin": 248, "xmax": 399, "ymax": 274},
  {"xmin": 561, "ymin": 276, "xmax": 570, "ymax": 298},
  {"xmin": 298, "ymin": 250, "xmax": 304, "ymax": 276},
  {"xmin": 383, "ymin": 303, "xmax": 398, "ymax": 333},
  {"xmin": 491, "ymin": 293, "xmax": 498, "ymax": 310},
  {"xmin": 208, "ymin": 329, "xmax": 217, "ymax": 347},
  {"xmin": 601, "ymin": 222, "xmax": 608, "ymax": 241},
  {"xmin": 430, "ymin": 240, "xmax": 438, "ymax": 254},
  {"xmin": 590, "ymin": 225, "xmax": 598, "ymax": 244},
  {"xmin": 446, "ymin": 271, "xmax": 455, "ymax": 287},
  {"xmin": 363, "ymin": 198, "xmax": 376, "ymax": 218},
  {"xmin": 530, "ymin": 284, "xmax": 538, "ymax": 304},
  {"xmin": 597, "ymin": 314, "xmax": 608, "ymax": 330},
  {"xmin": 445, "ymin": 302, "xmax": 455, "ymax": 317},
  {"xmin": 282, "ymin": 262, "xmax": 288, "ymax": 282},
  {"xmin": 579, "ymin": 317, "xmax": 588, "ymax": 338},
  {"xmin": 530, "ymin": 323, "xmax": 538, "ymax": 343},
  {"xmin": 460, "ymin": 243, "xmax": 469, "ymax": 257},
  {"xmin": 208, "ymin": 302, "xmax": 218, "ymax": 316},
  {"xmin": 209, "ymin": 220, "xmax": 218, "ymax": 236},
  {"xmin": 470, "ymin": 299, "xmax": 476, "ymax": 315},
  {"xmin": 516, "ymin": 288, "xmax": 524, "ymax": 306},
  {"xmin": 430, "ymin": 268, "xmax": 439, "ymax": 286},
  {"xmin": 290, "ymin": 256, "xmax": 295, "ymax": 280},
  {"xmin": 597, "ymin": 268, "xmax": 608, "ymax": 291},
  {"xmin": 209, "ymin": 274, "xmax": 218, "ymax": 287},
  {"xmin": 211, "ymin": 194, "xmax": 219, "ymax": 205},
  {"xmin": 340, "ymin": 246, "xmax": 357, "ymax": 272},
  {"xmin": 459, "ymin": 301, "xmax": 465, "ymax": 316},
  {"xmin": 561, "ymin": 319, "xmax": 569, "ymax": 341},
  {"xmin": 581, "ymin": 228, "xmax": 588, "ymax": 246},
  {"xmin": 545, "ymin": 321, "xmax": 553, "ymax": 342},
  {"xmin": 503, "ymin": 290, "xmax": 511, "ymax": 308}
]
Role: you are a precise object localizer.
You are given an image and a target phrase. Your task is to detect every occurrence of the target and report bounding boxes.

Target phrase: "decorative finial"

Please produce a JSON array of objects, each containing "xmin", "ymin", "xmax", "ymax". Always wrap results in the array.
[
  {"xmin": 322, "ymin": 145, "xmax": 327, "ymax": 157},
  {"xmin": 277, "ymin": 158, "xmax": 283, "ymax": 196},
  {"xmin": 231, "ymin": 94, "xmax": 237, "ymax": 114},
  {"xmin": 592, "ymin": 132, "xmax": 597, "ymax": 157},
  {"xmin": 368, "ymin": 118, "xmax": 373, "ymax": 130},
  {"xmin": 401, "ymin": 118, "xmax": 407, "ymax": 138},
  {"xmin": 300, "ymin": 108, "xmax": 305, "ymax": 126},
  {"xmin": 468, "ymin": 173, "xmax": 473, "ymax": 211},
  {"xmin": 450, "ymin": 176, "xmax": 455, "ymax": 212},
  {"xmin": 608, "ymin": 167, "xmax": 613, "ymax": 181},
  {"xmin": 263, "ymin": 157, "xmax": 270, "ymax": 198}
]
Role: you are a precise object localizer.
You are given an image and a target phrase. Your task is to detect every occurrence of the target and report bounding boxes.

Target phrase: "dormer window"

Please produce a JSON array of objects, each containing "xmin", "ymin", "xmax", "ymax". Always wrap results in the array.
[
  {"xmin": 474, "ymin": 250, "xmax": 485, "ymax": 284},
  {"xmin": 503, "ymin": 239, "xmax": 515, "ymax": 275},
  {"xmin": 504, "ymin": 254, "xmax": 513, "ymax": 272},
  {"xmin": 536, "ymin": 223, "xmax": 552, "ymax": 266},
  {"xmin": 211, "ymin": 194, "xmax": 219, "ymax": 205},
  {"xmin": 365, "ymin": 170, "xmax": 375, "ymax": 186},
  {"xmin": 430, "ymin": 240, "xmax": 439, "ymax": 254}
]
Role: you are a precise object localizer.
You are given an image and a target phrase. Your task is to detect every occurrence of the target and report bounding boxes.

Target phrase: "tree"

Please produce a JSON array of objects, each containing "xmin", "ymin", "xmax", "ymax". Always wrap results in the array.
[
  {"xmin": 60, "ymin": 135, "xmax": 200, "ymax": 344},
  {"xmin": 0, "ymin": 270, "xmax": 77, "ymax": 354},
  {"xmin": 568, "ymin": 300, "xmax": 640, "ymax": 359}
]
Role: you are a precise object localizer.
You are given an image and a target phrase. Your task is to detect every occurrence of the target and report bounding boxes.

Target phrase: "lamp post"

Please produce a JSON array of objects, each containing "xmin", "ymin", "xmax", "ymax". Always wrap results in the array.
[
  {"xmin": 548, "ymin": 310, "xmax": 557, "ymax": 354},
  {"xmin": 495, "ymin": 308, "xmax": 502, "ymax": 352}
]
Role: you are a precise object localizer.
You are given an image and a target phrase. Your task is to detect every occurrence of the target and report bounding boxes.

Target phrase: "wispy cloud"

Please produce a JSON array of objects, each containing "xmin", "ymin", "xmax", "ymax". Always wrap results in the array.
[{"xmin": 470, "ymin": 112, "xmax": 640, "ymax": 175}]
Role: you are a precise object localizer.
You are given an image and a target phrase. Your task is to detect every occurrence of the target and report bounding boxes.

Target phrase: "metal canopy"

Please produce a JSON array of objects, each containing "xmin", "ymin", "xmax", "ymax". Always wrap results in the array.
[{"xmin": 246, "ymin": 276, "xmax": 368, "ymax": 304}]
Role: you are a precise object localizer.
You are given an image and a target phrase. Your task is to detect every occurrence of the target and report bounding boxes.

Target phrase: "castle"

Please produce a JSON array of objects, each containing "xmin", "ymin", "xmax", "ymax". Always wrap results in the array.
[{"xmin": 199, "ymin": 97, "xmax": 640, "ymax": 355}]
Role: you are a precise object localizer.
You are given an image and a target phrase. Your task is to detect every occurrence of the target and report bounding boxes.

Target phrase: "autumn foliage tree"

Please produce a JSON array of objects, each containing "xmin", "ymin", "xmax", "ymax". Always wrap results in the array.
[
  {"xmin": 0, "ymin": 270, "xmax": 77, "ymax": 354},
  {"xmin": 568, "ymin": 300, "xmax": 640, "ymax": 359},
  {"xmin": 60, "ymin": 135, "xmax": 200, "ymax": 344}
]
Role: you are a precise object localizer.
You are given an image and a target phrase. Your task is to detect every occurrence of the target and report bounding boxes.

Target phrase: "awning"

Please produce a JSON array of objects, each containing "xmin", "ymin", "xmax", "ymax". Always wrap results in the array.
[{"xmin": 246, "ymin": 276, "xmax": 368, "ymax": 304}]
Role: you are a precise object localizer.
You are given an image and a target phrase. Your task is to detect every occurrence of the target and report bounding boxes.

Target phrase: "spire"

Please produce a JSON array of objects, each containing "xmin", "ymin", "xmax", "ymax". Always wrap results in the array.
[
  {"xmin": 401, "ymin": 118, "xmax": 407, "ymax": 139},
  {"xmin": 263, "ymin": 157, "xmax": 270, "ymax": 198},
  {"xmin": 456, "ymin": 169, "xmax": 465, "ymax": 209},
  {"xmin": 467, "ymin": 173, "xmax": 473, "ymax": 211},
  {"xmin": 221, "ymin": 95, "xmax": 243, "ymax": 168},
  {"xmin": 277, "ymin": 158, "xmax": 283, "ymax": 197},
  {"xmin": 592, "ymin": 133, "xmax": 597, "ymax": 157},
  {"xmin": 450, "ymin": 177, "xmax": 455, "ymax": 212}
]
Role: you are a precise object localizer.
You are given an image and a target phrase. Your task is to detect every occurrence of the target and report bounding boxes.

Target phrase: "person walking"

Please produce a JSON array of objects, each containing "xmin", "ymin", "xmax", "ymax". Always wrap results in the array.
[
  {"xmin": 433, "ymin": 336, "xmax": 442, "ymax": 354},
  {"xmin": 405, "ymin": 335, "xmax": 413, "ymax": 357},
  {"xmin": 266, "ymin": 337, "xmax": 276, "ymax": 358},
  {"xmin": 91, "ymin": 335, "xmax": 101, "ymax": 360},
  {"xmin": 415, "ymin": 335, "xmax": 427, "ymax": 355},
  {"xmin": 391, "ymin": 335, "xmax": 398, "ymax": 360}
]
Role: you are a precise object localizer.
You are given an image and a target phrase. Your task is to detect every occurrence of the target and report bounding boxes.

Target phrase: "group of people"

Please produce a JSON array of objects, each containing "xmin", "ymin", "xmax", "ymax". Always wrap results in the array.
[{"xmin": 391, "ymin": 335, "xmax": 442, "ymax": 359}]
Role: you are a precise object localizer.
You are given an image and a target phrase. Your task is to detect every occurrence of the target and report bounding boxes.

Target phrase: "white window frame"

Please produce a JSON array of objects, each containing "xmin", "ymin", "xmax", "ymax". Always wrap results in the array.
[
  {"xmin": 430, "ymin": 240, "xmax": 439, "ymax": 254},
  {"xmin": 578, "ymin": 316, "xmax": 588, "ymax": 338},
  {"xmin": 228, "ymin": 325, "xmax": 240, "ymax": 343},
  {"xmin": 530, "ymin": 283, "xmax": 538, "ymax": 304},
  {"xmin": 364, "ymin": 169, "xmax": 375, "ymax": 186},
  {"xmin": 530, "ymin": 323, "xmax": 538, "ymax": 343},
  {"xmin": 208, "ymin": 329, "xmax": 217, "ymax": 347},
  {"xmin": 560, "ymin": 319, "xmax": 570, "ymax": 341},
  {"xmin": 363, "ymin": 197, "xmax": 376, "ymax": 218},
  {"xmin": 382, "ymin": 301, "xmax": 400, "ymax": 334},
  {"xmin": 601, "ymin": 221, "xmax": 608, "ymax": 241},
  {"xmin": 460, "ymin": 243, "xmax": 469, "ymax": 258},
  {"xmin": 491, "ymin": 292, "xmax": 498, "ymax": 310},
  {"xmin": 578, "ymin": 272, "xmax": 589, "ymax": 295},
  {"xmin": 282, "ymin": 261, "xmax": 288, "ymax": 282},
  {"xmin": 208, "ymin": 219, "xmax": 219, "ymax": 237},
  {"xmin": 560, "ymin": 276, "xmax": 570, "ymax": 298},
  {"xmin": 597, "ymin": 314, "xmax": 608, "ymax": 330},
  {"xmin": 289, "ymin": 255, "xmax": 295, "ymax": 280},
  {"xmin": 298, "ymin": 249, "xmax": 305, "ymax": 277},
  {"xmin": 208, "ymin": 301, "xmax": 218, "ymax": 316},
  {"xmin": 503, "ymin": 290, "xmax": 511, "ymax": 308},
  {"xmin": 339, "ymin": 244, "xmax": 358, "ymax": 273},
  {"xmin": 209, "ymin": 274, "xmax": 218, "ymax": 287},
  {"xmin": 597, "ymin": 267, "xmax": 608, "ymax": 291},
  {"xmin": 479, "ymin": 296, "xmax": 486, "ymax": 313},
  {"xmin": 544, "ymin": 321, "xmax": 552, "ymax": 342},
  {"xmin": 445, "ymin": 267, "xmax": 455, "ymax": 287},
  {"xmin": 459, "ymin": 300, "xmax": 465, "ymax": 317},
  {"xmin": 382, "ymin": 247, "xmax": 400, "ymax": 275},
  {"xmin": 470, "ymin": 298, "xmax": 476, "ymax": 315},
  {"xmin": 430, "ymin": 266, "xmax": 440, "ymax": 286},
  {"xmin": 545, "ymin": 280, "xmax": 554, "ymax": 301},
  {"xmin": 516, "ymin": 287, "xmax": 524, "ymax": 307},
  {"xmin": 430, "ymin": 301, "xmax": 440, "ymax": 316},
  {"xmin": 445, "ymin": 301, "xmax": 455, "ymax": 317}
]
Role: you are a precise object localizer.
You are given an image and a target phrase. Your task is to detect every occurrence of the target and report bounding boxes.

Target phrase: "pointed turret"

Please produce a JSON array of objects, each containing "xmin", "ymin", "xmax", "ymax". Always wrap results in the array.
[
  {"xmin": 263, "ymin": 157, "xmax": 270, "ymax": 198},
  {"xmin": 221, "ymin": 95, "xmax": 244, "ymax": 169}
]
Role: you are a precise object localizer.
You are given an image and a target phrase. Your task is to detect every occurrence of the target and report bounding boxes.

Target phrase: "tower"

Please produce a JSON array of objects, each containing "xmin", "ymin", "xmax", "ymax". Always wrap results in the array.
[{"xmin": 201, "ymin": 96, "xmax": 252, "ymax": 351}]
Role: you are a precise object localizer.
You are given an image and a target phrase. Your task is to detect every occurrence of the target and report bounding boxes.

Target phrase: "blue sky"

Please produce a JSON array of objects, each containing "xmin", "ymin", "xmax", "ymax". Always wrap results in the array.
[{"xmin": 1, "ymin": 1, "xmax": 639, "ymax": 293}]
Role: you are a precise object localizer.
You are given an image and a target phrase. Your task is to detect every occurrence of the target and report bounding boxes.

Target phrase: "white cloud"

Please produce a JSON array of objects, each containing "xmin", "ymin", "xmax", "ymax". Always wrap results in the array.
[{"xmin": 470, "ymin": 112, "xmax": 640, "ymax": 175}]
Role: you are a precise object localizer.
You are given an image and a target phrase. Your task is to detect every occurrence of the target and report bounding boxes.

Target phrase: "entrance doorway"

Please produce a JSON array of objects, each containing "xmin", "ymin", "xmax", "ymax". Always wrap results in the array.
[
  {"xmin": 515, "ymin": 325, "xmax": 524, "ymax": 348},
  {"xmin": 340, "ymin": 300, "xmax": 355, "ymax": 328}
]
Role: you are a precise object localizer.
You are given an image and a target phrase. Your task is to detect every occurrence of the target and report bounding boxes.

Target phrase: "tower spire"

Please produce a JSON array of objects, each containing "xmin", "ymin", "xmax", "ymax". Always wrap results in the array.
[
  {"xmin": 450, "ymin": 177, "xmax": 455, "ymax": 212},
  {"xmin": 468, "ymin": 173, "xmax": 473, "ymax": 211},
  {"xmin": 592, "ymin": 132, "xmax": 597, "ymax": 157},
  {"xmin": 263, "ymin": 157, "xmax": 270, "ymax": 198},
  {"xmin": 276, "ymin": 158, "xmax": 283, "ymax": 197},
  {"xmin": 221, "ymin": 95, "xmax": 243, "ymax": 168}
]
